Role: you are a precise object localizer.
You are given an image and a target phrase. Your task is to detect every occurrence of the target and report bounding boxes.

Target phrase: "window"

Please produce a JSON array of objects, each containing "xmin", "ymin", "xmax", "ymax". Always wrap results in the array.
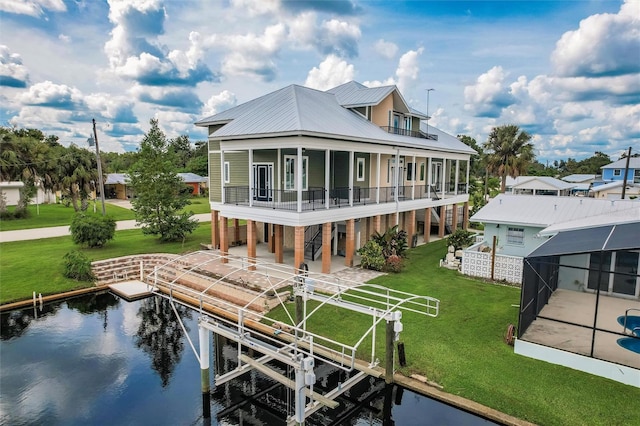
[
  {"xmin": 613, "ymin": 169, "xmax": 622, "ymax": 177},
  {"xmin": 507, "ymin": 227, "xmax": 525, "ymax": 245},
  {"xmin": 406, "ymin": 162, "xmax": 415, "ymax": 181},
  {"xmin": 223, "ymin": 161, "xmax": 230, "ymax": 184},
  {"xmin": 356, "ymin": 158, "xmax": 365, "ymax": 181},
  {"xmin": 404, "ymin": 117, "xmax": 411, "ymax": 131},
  {"xmin": 284, "ymin": 155, "xmax": 308, "ymax": 190},
  {"xmin": 634, "ymin": 169, "xmax": 640, "ymax": 183},
  {"xmin": 420, "ymin": 162, "xmax": 425, "ymax": 181}
]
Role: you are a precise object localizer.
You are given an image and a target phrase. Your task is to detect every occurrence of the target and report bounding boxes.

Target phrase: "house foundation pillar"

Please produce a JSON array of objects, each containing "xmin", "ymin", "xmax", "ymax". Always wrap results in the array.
[
  {"xmin": 247, "ymin": 220, "xmax": 256, "ymax": 270},
  {"xmin": 294, "ymin": 226, "xmax": 304, "ymax": 272},
  {"xmin": 452, "ymin": 203, "xmax": 459, "ymax": 232},
  {"xmin": 463, "ymin": 201, "xmax": 470, "ymax": 230},
  {"xmin": 219, "ymin": 215, "xmax": 229, "ymax": 264},
  {"xmin": 424, "ymin": 207, "xmax": 431, "ymax": 243},
  {"xmin": 211, "ymin": 210, "xmax": 219, "ymax": 249},
  {"xmin": 275, "ymin": 225, "xmax": 284, "ymax": 264},
  {"xmin": 374, "ymin": 215, "xmax": 382, "ymax": 235},
  {"xmin": 438, "ymin": 205, "xmax": 446, "ymax": 238},
  {"xmin": 233, "ymin": 219, "xmax": 240, "ymax": 245},
  {"xmin": 322, "ymin": 222, "xmax": 332, "ymax": 274},
  {"xmin": 407, "ymin": 210, "xmax": 416, "ymax": 246},
  {"xmin": 345, "ymin": 219, "xmax": 355, "ymax": 267}
]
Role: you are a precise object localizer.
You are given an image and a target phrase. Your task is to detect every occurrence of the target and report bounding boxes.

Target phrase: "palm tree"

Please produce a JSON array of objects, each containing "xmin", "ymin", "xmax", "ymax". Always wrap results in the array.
[{"xmin": 483, "ymin": 125, "xmax": 535, "ymax": 193}]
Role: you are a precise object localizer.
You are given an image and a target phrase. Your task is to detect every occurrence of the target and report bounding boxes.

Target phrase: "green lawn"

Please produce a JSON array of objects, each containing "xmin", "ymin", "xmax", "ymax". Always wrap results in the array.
[
  {"xmin": 1, "ymin": 232, "xmax": 638, "ymax": 425},
  {"xmin": 0, "ymin": 197, "xmax": 210, "ymax": 231}
]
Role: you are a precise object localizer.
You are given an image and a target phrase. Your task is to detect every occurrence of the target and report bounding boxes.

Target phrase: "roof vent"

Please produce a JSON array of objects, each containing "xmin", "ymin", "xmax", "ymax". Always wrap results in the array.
[{"xmin": 554, "ymin": 204, "xmax": 557, "ymax": 210}]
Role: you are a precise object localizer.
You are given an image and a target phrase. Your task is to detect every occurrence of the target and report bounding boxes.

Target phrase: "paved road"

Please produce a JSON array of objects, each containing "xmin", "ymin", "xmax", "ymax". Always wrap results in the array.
[{"xmin": 0, "ymin": 213, "xmax": 212, "ymax": 243}]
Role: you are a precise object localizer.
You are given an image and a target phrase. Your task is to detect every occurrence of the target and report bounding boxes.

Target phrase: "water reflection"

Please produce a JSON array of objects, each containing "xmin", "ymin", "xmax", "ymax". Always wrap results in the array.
[{"xmin": 0, "ymin": 293, "xmax": 494, "ymax": 426}]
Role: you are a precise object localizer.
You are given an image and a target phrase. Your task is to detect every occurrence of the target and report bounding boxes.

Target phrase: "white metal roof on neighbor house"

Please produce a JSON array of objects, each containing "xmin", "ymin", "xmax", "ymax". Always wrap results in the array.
[
  {"xmin": 195, "ymin": 84, "xmax": 476, "ymax": 155},
  {"xmin": 539, "ymin": 206, "xmax": 640, "ymax": 235},
  {"xmin": 105, "ymin": 173, "xmax": 129, "ymax": 185},
  {"xmin": 601, "ymin": 157, "xmax": 640, "ymax": 169},
  {"xmin": 470, "ymin": 194, "xmax": 639, "ymax": 227},
  {"xmin": 177, "ymin": 173, "xmax": 207, "ymax": 183},
  {"xmin": 510, "ymin": 176, "xmax": 575, "ymax": 191},
  {"xmin": 562, "ymin": 174, "xmax": 596, "ymax": 183},
  {"xmin": 590, "ymin": 181, "xmax": 627, "ymax": 192}
]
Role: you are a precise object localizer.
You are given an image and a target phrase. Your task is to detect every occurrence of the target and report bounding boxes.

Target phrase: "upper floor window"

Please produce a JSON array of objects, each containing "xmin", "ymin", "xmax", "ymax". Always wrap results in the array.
[
  {"xmin": 507, "ymin": 227, "xmax": 525, "ymax": 245},
  {"xmin": 356, "ymin": 158, "xmax": 365, "ymax": 182},
  {"xmin": 420, "ymin": 162, "xmax": 425, "ymax": 181},
  {"xmin": 404, "ymin": 117, "xmax": 411, "ymax": 131},
  {"xmin": 635, "ymin": 169, "xmax": 640, "ymax": 183},
  {"xmin": 284, "ymin": 155, "xmax": 308, "ymax": 190},
  {"xmin": 613, "ymin": 169, "xmax": 622, "ymax": 177},
  {"xmin": 406, "ymin": 162, "xmax": 416, "ymax": 181}
]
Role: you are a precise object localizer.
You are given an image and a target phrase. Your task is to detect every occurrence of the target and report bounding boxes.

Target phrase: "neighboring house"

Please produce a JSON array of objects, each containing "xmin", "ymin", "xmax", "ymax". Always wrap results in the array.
[
  {"xmin": 462, "ymin": 194, "xmax": 639, "ymax": 283},
  {"xmin": 104, "ymin": 173, "xmax": 207, "ymax": 199},
  {"xmin": 589, "ymin": 180, "xmax": 640, "ymax": 200},
  {"xmin": 599, "ymin": 157, "xmax": 640, "ymax": 185},
  {"xmin": 0, "ymin": 181, "xmax": 57, "ymax": 205},
  {"xmin": 506, "ymin": 176, "xmax": 575, "ymax": 196},
  {"xmin": 195, "ymin": 81, "xmax": 475, "ymax": 273},
  {"xmin": 516, "ymin": 219, "xmax": 640, "ymax": 386},
  {"xmin": 561, "ymin": 174, "xmax": 597, "ymax": 196}
]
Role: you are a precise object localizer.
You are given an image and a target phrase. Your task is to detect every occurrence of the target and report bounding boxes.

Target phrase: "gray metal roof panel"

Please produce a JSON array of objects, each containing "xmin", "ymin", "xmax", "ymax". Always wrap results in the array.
[
  {"xmin": 326, "ymin": 81, "xmax": 396, "ymax": 107},
  {"xmin": 601, "ymin": 157, "xmax": 640, "ymax": 169}
]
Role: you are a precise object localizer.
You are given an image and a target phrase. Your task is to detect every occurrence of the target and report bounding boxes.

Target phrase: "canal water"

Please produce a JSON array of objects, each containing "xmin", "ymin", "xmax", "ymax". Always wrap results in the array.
[{"xmin": 0, "ymin": 292, "xmax": 495, "ymax": 425}]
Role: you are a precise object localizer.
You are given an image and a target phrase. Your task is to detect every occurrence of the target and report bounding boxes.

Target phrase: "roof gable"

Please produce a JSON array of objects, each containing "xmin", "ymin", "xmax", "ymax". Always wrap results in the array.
[{"xmin": 601, "ymin": 157, "xmax": 640, "ymax": 169}]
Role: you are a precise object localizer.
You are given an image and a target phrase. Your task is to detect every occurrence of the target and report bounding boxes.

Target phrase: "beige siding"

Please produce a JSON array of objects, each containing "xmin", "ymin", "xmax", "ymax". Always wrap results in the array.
[{"xmin": 371, "ymin": 95, "xmax": 393, "ymax": 127}]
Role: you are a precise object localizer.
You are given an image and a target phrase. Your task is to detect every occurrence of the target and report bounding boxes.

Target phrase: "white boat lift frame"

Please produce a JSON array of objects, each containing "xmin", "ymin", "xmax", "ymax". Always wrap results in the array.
[{"xmin": 147, "ymin": 250, "xmax": 439, "ymax": 425}]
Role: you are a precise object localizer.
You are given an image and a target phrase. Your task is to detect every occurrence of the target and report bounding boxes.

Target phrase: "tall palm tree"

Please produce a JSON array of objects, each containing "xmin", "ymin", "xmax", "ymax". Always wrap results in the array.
[{"xmin": 483, "ymin": 125, "xmax": 535, "ymax": 193}]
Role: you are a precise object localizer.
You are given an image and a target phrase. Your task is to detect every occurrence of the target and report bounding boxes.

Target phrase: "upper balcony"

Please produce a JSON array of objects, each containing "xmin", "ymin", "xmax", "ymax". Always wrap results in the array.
[
  {"xmin": 223, "ymin": 183, "xmax": 467, "ymax": 212},
  {"xmin": 380, "ymin": 126, "xmax": 438, "ymax": 141}
]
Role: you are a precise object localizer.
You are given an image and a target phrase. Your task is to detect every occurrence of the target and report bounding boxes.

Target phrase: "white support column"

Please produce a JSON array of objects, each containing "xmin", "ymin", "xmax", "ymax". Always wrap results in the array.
[
  {"xmin": 297, "ymin": 146, "xmax": 303, "ymax": 213},
  {"xmin": 277, "ymin": 148, "xmax": 282, "ymax": 204},
  {"xmin": 411, "ymin": 155, "xmax": 416, "ymax": 200},
  {"xmin": 455, "ymin": 159, "xmax": 460, "ymax": 196},
  {"xmin": 441, "ymin": 159, "xmax": 446, "ymax": 199},
  {"xmin": 248, "ymin": 148, "xmax": 254, "ymax": 206},
  {"xmin": 325, "ymin": 149, "xmax": 330, "ymax": 209},
  {"xmin": 427, "ymin": 157, "xmax": 432, "ymax": 199},
  {"xmin": 376, "ymin": 153, "xmax": 381, "ymax": 204},
  {"xmin": 220, "ymin": 150, "xmax": 226, "ymax": 204},
  {"xmin": 466, "ymin": 159, "xmax": 470, "ymax": 194},
  {"xmin": 349, "ymin": 150, "xmax": 354, "ymax": 206}
]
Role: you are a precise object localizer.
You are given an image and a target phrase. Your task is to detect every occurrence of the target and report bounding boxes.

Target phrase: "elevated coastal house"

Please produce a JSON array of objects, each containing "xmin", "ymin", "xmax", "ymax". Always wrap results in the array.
[{"xmin": 195, "ymin": 81, "xmax": 475, "ymax": 272}]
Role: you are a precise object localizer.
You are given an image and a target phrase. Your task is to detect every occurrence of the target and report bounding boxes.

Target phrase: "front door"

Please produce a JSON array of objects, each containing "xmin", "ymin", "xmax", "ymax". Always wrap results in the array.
[
  {"xmin": 432, "ymin": 162, "xmax": 442, "ymax": 192},
  {"xmin": 390, "ymin": 158, "xmax": 404, "ymax": 197},
  {"xmin": 253, "ymin": 163, "xmax": 273, "ymax": 202}
]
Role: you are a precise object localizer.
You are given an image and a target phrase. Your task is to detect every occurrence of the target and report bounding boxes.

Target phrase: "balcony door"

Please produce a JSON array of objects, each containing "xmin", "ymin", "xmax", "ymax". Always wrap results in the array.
[
  {"xmin": 431, "ymin": 162, "xmax": 442, "ymax": 191},
  {"xmin": 389, "ymin": 158, "xmax": 405, "ymax": 197},
  {"xmin": 253, "ymin": 163, "xmax": 273, "ymax": 202}
]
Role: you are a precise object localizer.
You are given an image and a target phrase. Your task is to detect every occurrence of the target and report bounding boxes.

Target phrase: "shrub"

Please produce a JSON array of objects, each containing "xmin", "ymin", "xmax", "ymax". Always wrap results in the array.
[
  {"xmin": 70, "ymin": 213, "xmax": 116, "ymax": 248},
  {"xmin": 384, "ymin": 254, "xmax": 404, "ymax": 273},
  {"xmin": 372, "ymin": 225, "xmax": 408, "ymax": 258},
  {"xmin": 446, "ymin": 228, "xmax": 476, "ymax": 250},
  {"xmin": 63, "ymin": 251, "xmax": 96, "ymax": 282},
  {"xmin": 357, "ymin": 240, "xmax": 385, "ymax": 271}
]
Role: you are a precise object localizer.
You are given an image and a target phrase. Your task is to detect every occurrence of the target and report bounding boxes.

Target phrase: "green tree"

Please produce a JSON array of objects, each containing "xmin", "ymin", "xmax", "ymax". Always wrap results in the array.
[
  {"xmin": 70, "ymin": 213, "xmax": 116, "ymax": 248},
  {"xmin": 55, "ymin": 144, "xmax": 99, "ymax": 211},
  {"xmin": 458, "ymin": 135, "xmax": 484, "ymax": 178},
  {"xmin": 129, "ymin": 119, "xmax": 198, "ymax": 242},
  {"xmin": 168, "ymin": 134, "xmax": 193, "ymax": 170},
  {"xmin": 483, "ymin": 125, "xmax": 535, "ymax": 193}
]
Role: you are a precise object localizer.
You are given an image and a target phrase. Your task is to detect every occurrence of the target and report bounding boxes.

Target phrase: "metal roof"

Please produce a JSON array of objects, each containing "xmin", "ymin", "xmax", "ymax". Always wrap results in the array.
[
  {"xmin": 539, "ymin": 206, "xmax": 640, "ymax": 235},
  {"xmin": 601, "ymin": 157, "xmax": 640, "ymax": 169},
  {"xmin": 589, "ymin": 181, "xmax": 639, "ymax": 192},
  {"xmin": 470, "ymin": 194, "xmax": 640, "ymax": 227},
  {"xmin": 562, "ymin": 174, "xmax": 596, "ymax": 183},
  {"xmin": 178, "ymin": 173, "xmax": 207, "ymax": 183},
  {"xmin": 528, "ymin": 222, "xmax": 640, "ymax": 258},
  {"xmin": 105, "ymin": 173, "xmax": 128, "ymax": 185},
  {"xmin": 195, "ymin": 84, "xmax": 476, "ymax": 155},
  {"xmin": 510, "ymin": 176, "xmax": 575, "ymax": 191},
  {"xmin": 326, "ymin": 81, "xmax": 396, "ymax": 108}
]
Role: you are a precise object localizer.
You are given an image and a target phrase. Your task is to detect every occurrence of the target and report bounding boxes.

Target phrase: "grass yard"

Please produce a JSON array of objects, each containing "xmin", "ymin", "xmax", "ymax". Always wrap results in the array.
[
  {"xmin": 268, "ymin": 240, "xmax": 640, "ymax": 426},
  {"xmin": 0, "ymin": 224, "xmax": 212, "ymax": 304}
]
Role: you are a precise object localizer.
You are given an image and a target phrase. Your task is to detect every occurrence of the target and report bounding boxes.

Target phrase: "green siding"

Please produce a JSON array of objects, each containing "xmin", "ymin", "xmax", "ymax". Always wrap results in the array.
[
  {"xmin": 226, "ymin": 152, "xmax": 249, "ymax": 186},
  {"xmin": 331, "ymin": 152, "xmax": 349, "ymax": 188},
  {"xmin": 354, "ymin": 153, "xmax": 370, "ymax": 188},
  {"xmin": 209, "ymin": 152, "xmax": 221, "ymax": 202}
]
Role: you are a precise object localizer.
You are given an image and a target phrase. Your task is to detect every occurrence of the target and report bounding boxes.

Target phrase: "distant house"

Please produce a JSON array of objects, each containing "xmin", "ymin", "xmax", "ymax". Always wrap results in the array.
[
  {"xmin": 599, "ymin": 157, "xmax": 640, "ymax": 185},
  {"xmin": 0, "ymin": 181, "xmax": 57, "ymax": 205},
  {"xmin": 462, "ymin": 194, "xmax": 639, "ymax": 283},
  {"xmin": 589, "ymin": 180, "xmax": 640, "ymax": 200},
  {"xmin": 561, "ymin": 174, "xmax": 597, "ymax": 196},
  {"xmin": 104, "ymin": 172, "xmax": 207, "ymax": 199},
  {"xmin": 506, "ymin": 176, "xmax": 575, "ymax": 196}
]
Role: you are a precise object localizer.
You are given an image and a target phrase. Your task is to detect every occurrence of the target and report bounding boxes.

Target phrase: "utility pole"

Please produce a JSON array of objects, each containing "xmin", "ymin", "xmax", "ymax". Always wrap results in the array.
[
  {"xmin": 621, "ymin": 146, "xmax": 632, "ymax": 200},
  {"xmin": 92, "ymin": 119, "xmax": 107, "ymax": 216}
]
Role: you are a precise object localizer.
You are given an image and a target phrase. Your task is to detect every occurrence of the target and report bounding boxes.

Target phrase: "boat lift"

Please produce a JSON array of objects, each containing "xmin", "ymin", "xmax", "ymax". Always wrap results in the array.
[{"xmin": 147, "ymin": 251, "xmax": 439, "ymax": 425}]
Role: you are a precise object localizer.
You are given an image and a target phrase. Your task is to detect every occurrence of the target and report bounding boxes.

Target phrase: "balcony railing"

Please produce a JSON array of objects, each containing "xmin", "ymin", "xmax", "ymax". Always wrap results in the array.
[
  {"xmin": 380, "ymin": 126, "xmax": 438, "ymax": 140},
  {"xmin": 223, "ymin": 184, "xmax": 467, "ymax": 212}
]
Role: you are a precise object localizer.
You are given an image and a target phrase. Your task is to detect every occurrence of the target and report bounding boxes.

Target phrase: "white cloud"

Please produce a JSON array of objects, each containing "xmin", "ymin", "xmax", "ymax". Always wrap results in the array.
[
  {"xmin": 153, "ymin": 110, "xmax": 195, "ymax": 135},
  {"xmin": 551, "ymin": 0, "xmax": 640, "ymax": 78},
  {"xmin": 287, "ymin": 12, "xmax": 360, "ymax": 58},
  {"xmin": 0, "ymin": 0, "xmax": 65, "ymax": 17},
  {"xmin": 0, "ymin": 45, "xmax": 29, "ymax": 87},
  {"xmin": 17, "ymin": 80, "xmax": 83, "ymax": 106},
  {"xmin": 394, "ymin": 47, "xmax": 423, "ymax": 94},
  {"xmin": 374, "ymin": 39, "xmax": 398, "ymax": 59},
  {"xmin": 202, "ymin": 90, "xmax": 237, "ymax": 117},
  {"xmin": 464, "ymin": 66, "xmax": 516, "ymax": 117},
  {"xmin": 229, "ymin": 0, "xmax": 279, "ymax": 16},
  {"xmin": 304, "ymin": 55, "xmax": 354, "ymax": 91}
]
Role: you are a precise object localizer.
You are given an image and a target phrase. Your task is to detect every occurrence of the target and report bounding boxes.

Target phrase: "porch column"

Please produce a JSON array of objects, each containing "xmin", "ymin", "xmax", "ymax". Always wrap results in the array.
[
  {"xmin": 325, "ymin": 149, "xmax": 330, "ymax": 209},
  {"xmin": 424, "ymin": 207, "xmax": 431, "ymax": 243},
  {"xmin": 274, "ymin": 225, "xmax": 284, "ymax": 264},
  {"xmin": 345, "ymin": 219, "xmax": 355, "ymax": 267},
  {"xmin": 268, "ymin": 223, "xmax": 275, "ymax": 253},
  {"xmin": 452, "ymin": 203, "xmax": 459, "ymax": 232},
  {"xmin": 220, "ymin": 215, "xmax": 229, "ymax": 264},
  {"xmin": 233, "ymin": 218, "xmax": 240, "ymax": 245},
  {"xmin": 427, "ymin": 157, "xmax": 432, "ymax": 199},
  {"xmin": 411, "ymin": 155, "xmax": 416, "ymax": 200},
  {"xmin": 297, "ymin": 147, "xmax": 303, "ymax": 213},
  {"xmin": 374, "ymin": 215, "xmax": 382, "ymax": 235},
  {"xmin": 211, "ymin": 210, "xmax": 219, "ymax": 249},
  {"xmin": 438, "ymin": 205, "xmax": 446, "ymax": 238},
  {"xmin": 441, "ymin": 159, "xmax": 446, "ymax": 199},
  {"xmin": 463, "ymin": 202, "xmax": 470, "ymax": 230},
  {"xmin": 247, "ymin": 220, "xmax": 257, "ymax": 270},
  {"xmin": 349, "ymin": 151, "xmax": 354, "ymax": 206},
  {"xmin": 407, "ymin": 210, "xmax": 416, "ymax": 245},
  {"xmin": 465, "ymin": 160, "xmax": 470, "ymax": 194},
  {"xmin": 220, "ymin": 150, "xmax": 226, "ymax": 204},
  {"xmin": 294, "ymin": 226, "xmax": 304, "ymax": 271},
  {"xmin": 376, "ymin": 153, "xmax": 381, "ymax": 204},
  {"xmin": 322, "ymin": 222, "xmax": 332, "ymax": 274},
  {"xmin": 455, "ymin": 159, "xmax": 460, "ymax": 195},
  {"xmin": 248, "ymin": 148, "xmax": 254, "ymax": 206}
]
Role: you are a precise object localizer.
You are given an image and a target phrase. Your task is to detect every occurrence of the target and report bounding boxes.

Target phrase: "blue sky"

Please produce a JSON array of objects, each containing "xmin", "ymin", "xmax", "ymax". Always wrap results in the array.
[{"xmin": 1, "ymin": 0, "xmax": 638, "ymax": 163}]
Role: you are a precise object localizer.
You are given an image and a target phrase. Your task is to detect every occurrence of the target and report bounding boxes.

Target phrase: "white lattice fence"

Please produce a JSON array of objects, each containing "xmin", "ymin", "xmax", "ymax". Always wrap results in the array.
[{"xmin": 461, "ymin": 249, "xmax": 523, "ymax": 284}]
